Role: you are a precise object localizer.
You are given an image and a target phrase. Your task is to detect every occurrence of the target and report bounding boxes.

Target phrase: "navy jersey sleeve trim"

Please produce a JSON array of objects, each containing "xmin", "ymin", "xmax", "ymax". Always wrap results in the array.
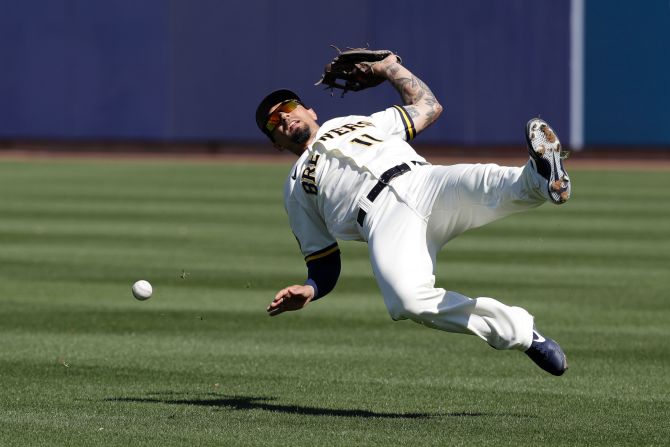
[
  {"xmin": 305, "ymin": 247, "xmax": 341, "ymax": 300},
  {"xmin": 392, "ymin": 105, "xmax": 416, "ymax": 141}
]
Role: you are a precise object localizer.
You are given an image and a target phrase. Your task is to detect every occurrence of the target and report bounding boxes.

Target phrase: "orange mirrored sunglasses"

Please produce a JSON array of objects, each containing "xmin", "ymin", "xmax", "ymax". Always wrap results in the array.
[{"xmin": 265, "ymin": 100, "xmax": 300, "ymax": 132}]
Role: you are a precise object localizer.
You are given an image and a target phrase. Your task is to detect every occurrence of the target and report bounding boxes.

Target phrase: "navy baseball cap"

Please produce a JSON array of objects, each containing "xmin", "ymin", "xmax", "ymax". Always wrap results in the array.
[{"xmin": 255, "ymin": 89, "xmax": 302, "ymax": 141}]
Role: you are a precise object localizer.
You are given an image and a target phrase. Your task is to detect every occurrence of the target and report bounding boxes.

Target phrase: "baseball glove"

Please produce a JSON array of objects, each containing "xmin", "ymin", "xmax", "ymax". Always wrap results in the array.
[{"xmin": 315, "ymin": 46, "xmax": 401, "ymax": 95}]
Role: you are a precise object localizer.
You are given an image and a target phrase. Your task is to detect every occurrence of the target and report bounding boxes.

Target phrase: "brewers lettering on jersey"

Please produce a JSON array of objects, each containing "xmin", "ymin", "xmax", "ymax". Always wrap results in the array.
[{"xmin": 255, "ymin": 51, "xmax": 571, "ymax": 376}]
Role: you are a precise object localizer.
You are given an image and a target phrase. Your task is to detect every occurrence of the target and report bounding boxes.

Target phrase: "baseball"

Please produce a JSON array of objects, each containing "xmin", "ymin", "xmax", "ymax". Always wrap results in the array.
[{"xmin": 132, "ymin": 280, "xmax": 153, "ymax": 301}]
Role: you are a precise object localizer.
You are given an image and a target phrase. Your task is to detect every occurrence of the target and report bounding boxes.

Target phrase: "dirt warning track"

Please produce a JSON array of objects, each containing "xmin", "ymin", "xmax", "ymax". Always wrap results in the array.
[{"xmin": 1, "ymin": 145, "xmax": 669, "ymax": 170}]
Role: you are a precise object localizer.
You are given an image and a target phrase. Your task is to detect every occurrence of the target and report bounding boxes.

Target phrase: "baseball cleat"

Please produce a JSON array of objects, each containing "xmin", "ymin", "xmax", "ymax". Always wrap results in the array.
[
  {"xmin": 526, "ymin": 118, "xmax": 571, "ymax": 204},
  {"xmin": 525, "ymin": 327, "xmax": 568, "ymax": 376}
]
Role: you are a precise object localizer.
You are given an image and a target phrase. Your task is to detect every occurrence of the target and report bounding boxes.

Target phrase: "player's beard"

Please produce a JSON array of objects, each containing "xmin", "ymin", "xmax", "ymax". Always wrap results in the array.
[{"xmin": 291, "ymin": 124, "xmax": 311, "ymax": 146}]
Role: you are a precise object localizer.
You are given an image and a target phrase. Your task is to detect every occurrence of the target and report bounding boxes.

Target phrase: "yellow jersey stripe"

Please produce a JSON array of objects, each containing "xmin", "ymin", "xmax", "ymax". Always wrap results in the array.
[
  {"xmin": 305, "ymin": 243, "xmax": 340, "ymax": 263},
  {"xmin": 393, "ymin": 105, "xmax": 416, "ymax": 141}
]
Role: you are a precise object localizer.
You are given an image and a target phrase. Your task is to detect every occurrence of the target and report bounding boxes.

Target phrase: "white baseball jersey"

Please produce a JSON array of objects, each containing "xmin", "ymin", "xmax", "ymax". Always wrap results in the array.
[
  {"xmin": 281, "ymin": 105, "xmax": 559, "ymax": 351},
  {"xmin": 284, "ymin": 105, "xmax": 425, "ymax": 261}
]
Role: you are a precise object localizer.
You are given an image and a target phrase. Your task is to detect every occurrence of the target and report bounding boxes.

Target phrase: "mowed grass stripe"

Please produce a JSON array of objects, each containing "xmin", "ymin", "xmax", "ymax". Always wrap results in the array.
[{"xmin": 0, "ymin": 202, "xmax": 287, "ymax": 222}]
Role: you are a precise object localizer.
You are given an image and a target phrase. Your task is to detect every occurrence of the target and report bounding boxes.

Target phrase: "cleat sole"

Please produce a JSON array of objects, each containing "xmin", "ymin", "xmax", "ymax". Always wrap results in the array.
[{"xmin": 525, "ymin": 118, "xmax": 571, "ymax": 205}]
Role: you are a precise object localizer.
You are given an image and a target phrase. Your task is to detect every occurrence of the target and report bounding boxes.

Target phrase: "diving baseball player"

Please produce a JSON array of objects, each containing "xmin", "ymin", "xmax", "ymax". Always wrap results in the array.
[{"xmin": 255, "ymin": 51, "xmax": 569, "ymax": 375}]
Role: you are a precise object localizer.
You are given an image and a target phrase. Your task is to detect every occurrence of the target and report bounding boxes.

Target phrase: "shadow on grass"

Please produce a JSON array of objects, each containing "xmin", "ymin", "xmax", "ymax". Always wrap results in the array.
[{"xmin": 107, "ymin": 394, "xmax": 451, "ymax": 419}]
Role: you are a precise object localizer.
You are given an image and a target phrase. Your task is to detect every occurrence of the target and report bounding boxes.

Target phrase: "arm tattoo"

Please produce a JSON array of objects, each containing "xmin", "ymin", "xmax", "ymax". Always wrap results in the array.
[
  {"xmin": 409, "ymin": 77, "xmax": 440, "ymax": 124},
  {"xmin": 404, "ymin": 105, "xmax": 421, "ymax": 118},
  {"xmin": 385, "ymin": 63, "xmax": 441, "ymax": 126}
]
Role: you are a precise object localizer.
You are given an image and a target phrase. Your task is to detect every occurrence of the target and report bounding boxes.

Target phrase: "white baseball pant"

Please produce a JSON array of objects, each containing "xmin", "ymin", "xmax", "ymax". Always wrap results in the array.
[{"xmin": 360, "ymin": 161, "xmax": 548, "ymax": 350}]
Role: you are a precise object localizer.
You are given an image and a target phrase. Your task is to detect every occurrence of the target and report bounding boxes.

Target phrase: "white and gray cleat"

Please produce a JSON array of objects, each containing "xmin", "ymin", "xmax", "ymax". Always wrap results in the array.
[{"xmin": 525, "ymin": 118, "xmax": 571, "ymax": 204}]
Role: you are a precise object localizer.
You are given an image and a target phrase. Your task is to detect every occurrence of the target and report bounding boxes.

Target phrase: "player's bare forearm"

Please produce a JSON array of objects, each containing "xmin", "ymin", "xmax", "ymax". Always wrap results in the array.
[
  {"xmin": 373, "ymin": 55, "xmax": 443, "ymax": 135},
  {"xmin": 266, "ymin": 284, "xmax": 315, "ymax": 317}
]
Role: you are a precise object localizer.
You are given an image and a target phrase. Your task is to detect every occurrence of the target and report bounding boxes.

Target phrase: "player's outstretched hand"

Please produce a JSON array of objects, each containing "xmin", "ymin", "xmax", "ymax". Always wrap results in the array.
[
  {"xmin": 267, "ymin": 284, "xmax": 315, "ymax": 317},
  {"xmin": 315, "ymin": 47, "xmax": 401, "ymax": 94}
]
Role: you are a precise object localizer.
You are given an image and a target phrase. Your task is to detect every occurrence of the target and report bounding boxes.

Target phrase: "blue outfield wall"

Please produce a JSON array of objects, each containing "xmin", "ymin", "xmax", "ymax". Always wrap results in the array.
[
  {"xmin": 1, "ymin": 1, "xmax": 571, "ymax": 145},
  {"xmin": 0, "ymin": 1, "xmax": 170, "ymax": 140},
  {"xmin": 584, "ymin": 0, "xmax": 670, "ymax": 146}
]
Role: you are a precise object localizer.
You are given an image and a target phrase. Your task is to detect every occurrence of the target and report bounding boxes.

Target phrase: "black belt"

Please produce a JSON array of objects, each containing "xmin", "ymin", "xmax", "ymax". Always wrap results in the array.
[{"xmin": 356, "ymin": 162, "xmax": 426, "ymax": 226}]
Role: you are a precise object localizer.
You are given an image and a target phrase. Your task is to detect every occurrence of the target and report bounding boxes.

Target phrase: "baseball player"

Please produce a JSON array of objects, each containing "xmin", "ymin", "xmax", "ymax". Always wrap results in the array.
[{"xmin": 255, "ymin": 51, "xmax": 569, "ymax": 375}]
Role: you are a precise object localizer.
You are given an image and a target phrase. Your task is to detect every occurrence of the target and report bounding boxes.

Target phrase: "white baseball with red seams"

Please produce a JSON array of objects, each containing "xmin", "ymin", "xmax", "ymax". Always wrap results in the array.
[{"xmin": 132, "ymin": 280, "xmax": 153, "ymax": 301}]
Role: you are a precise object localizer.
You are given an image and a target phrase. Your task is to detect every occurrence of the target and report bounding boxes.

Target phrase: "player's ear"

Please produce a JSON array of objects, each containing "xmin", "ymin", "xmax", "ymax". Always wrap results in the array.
[{"xmin": 308, "ymin": 108, "xmax": 318, "ymax": 121}]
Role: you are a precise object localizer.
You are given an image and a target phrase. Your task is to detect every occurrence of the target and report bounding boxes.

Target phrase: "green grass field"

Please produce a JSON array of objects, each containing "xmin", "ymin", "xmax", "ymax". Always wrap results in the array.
[{"xmin": 0, "ymin": 158, "xmax": 668, "ymax": 446}]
